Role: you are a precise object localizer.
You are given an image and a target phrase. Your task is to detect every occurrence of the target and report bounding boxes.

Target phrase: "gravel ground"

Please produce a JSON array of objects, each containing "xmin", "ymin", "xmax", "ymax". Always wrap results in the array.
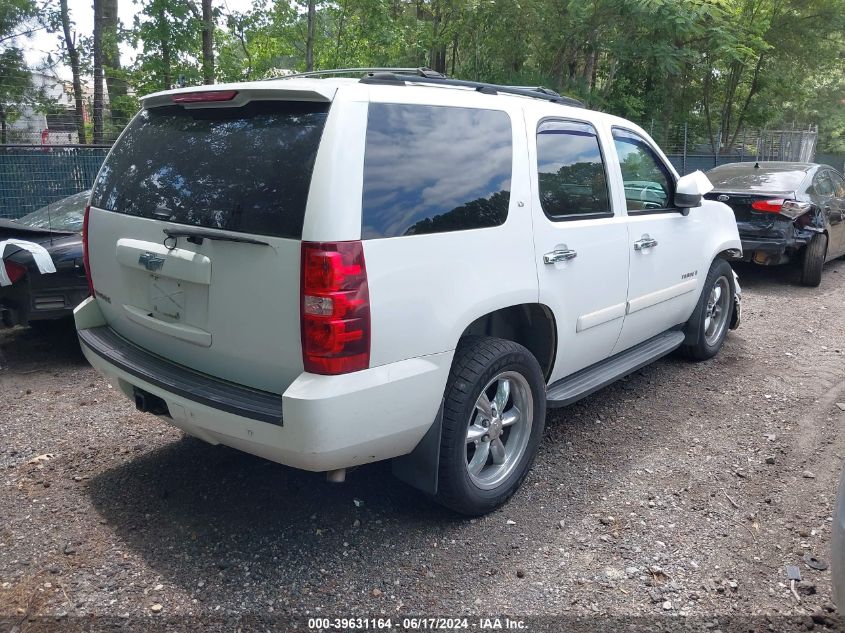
[{"xmin": 2, "ymin": 260, "xmax": 845, "ymax": 632}]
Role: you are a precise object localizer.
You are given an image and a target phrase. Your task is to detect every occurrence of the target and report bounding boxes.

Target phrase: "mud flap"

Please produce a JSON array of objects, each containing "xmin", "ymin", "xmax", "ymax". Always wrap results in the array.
[
  {"xmin": 730, "ymin": 270, "xmax": 741, "ymax": 330},
  {"xmin": 391, "ymin": 400, "xmax": 444, "ymax": 495}
]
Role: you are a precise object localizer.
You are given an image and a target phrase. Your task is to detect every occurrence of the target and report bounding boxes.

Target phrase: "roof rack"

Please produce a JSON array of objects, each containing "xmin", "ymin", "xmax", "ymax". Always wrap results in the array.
[
  {"xmin": 359, "ymin": 72, "xmax": 584, "ymax": 107},
  {"xmin": 266, "ymin": 67, "xmax": 445, "ymax": 80},
  {"xmin": 266, "ymin": 67, "xmax": 584, "ymax": 107}
]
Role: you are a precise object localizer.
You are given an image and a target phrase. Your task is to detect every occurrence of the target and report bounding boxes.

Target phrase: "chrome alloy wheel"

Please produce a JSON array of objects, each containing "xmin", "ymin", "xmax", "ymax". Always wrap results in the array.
[
  {"xmin": 704, "ymin": 275, "xmax": 730, "ymax": 346},
  {"xmin": 465, "ymin": 371, "xmax": 533, "ymax": 490}
]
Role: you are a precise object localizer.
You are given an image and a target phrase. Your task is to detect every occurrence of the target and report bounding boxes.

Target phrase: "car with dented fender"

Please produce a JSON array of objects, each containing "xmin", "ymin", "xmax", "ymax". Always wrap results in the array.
[{"xmin": 705, "ymin": 161, "xmax": 845, "ymax": 286}]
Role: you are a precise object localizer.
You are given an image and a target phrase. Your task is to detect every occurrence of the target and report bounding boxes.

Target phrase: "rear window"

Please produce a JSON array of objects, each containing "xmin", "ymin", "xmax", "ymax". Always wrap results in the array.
[
  {"xmin": 90, "ymin": 101, "xmax": 329, "ymax": 239},
  {"xmin": 706, "ymin": 167, "xmax": 806, "ymax": 193},
  {"xmin": 361, "ymin": 103, "xmax": 512, "ymax": 239}
]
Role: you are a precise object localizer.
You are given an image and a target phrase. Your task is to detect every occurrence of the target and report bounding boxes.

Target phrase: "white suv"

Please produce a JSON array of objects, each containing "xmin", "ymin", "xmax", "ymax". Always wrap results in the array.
[{"xmin": 75, "ymin": 69, "xmax": 742, "ymax": 515}]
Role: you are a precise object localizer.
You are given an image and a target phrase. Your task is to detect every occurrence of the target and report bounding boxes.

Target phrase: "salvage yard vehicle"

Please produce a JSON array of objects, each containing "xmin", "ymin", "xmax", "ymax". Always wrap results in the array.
[
  {"xmin": 705, "ymin": 161, "xmax": 845, "ymax": 286},
  {"xmin": 1, "ymin": 190, "xmax": 90, "ymax": 327},
  {"xmin": 74, "ymin": 68, "xmax": 742, "ymax": 515}
]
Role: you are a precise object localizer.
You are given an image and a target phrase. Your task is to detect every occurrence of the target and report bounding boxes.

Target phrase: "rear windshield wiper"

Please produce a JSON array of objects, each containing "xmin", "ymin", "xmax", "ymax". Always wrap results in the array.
[{"xmin": 163, "ymin": 227, "xmax": 270, "ymax": 247}]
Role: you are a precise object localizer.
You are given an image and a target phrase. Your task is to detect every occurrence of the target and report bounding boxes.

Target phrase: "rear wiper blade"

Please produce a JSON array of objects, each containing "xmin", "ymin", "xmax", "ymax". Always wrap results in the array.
[{"xmin": 163, "ymin": 227, "xmax": 270, "ymax": 247}]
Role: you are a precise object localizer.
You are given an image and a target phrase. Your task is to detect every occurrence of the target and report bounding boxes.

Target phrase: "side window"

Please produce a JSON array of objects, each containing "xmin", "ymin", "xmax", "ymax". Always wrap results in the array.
[
  {"xmin": 814, "ymin": 172, "xmax": 834, "ymax": 197},
  {"xmin": 536, "ymin": 120, "xmax": 610, "ymax": 219},
  {"xmin": 361, "ymin": 104, "xmax": 512, "ymax": 239},
  {"xmin": 829, "ymin": 172, "xmax": 845, "ymax": 197},
  {"xmin": 612, "ymin": 129, "xmax": 673, "ymax": 211}
]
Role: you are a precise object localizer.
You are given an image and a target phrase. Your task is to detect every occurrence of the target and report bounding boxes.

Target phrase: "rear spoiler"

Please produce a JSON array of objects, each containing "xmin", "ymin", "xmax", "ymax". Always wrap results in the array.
[{"xmin": 142, "ymin": 81, "xmax": 337, "ymax": 109}]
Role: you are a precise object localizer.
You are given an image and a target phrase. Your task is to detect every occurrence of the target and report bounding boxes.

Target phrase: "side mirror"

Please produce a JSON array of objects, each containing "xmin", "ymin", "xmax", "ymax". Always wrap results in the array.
[{"xmin": 674, "ymin": 170, "xmax": 714, "ymax": 213}]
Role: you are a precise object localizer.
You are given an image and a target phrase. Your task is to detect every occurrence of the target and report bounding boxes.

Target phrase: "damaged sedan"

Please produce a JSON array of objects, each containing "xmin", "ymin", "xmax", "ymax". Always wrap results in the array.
[
  {"xmin": 705, "ymin": 162, "xmax": 845, "ymax": 286},
  {"xmin": 0, "ymin": 190, "xmax": 90, "ymax": 327}
]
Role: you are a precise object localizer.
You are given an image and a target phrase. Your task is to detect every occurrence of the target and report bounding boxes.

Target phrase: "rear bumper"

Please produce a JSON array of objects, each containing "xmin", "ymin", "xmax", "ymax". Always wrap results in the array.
[
  {"xmin": 0, "ymin": 278, "xmax": 87, "ymax": 326},
  {"xmin": 74, "ymin": 297, "xmax": 451, "ymax": 472},
  {"xmin": 732, "ymin": 221, "xmax": 813, "ymax": 265}
]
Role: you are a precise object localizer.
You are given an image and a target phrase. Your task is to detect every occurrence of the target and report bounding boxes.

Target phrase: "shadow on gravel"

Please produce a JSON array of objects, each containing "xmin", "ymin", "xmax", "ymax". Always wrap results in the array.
[
  {"xmin": 0, "ymin": 318, "xmax": 84, "ymax": 370},
  {"xmin": 730, "ymin": 257, "xmax": 844, "ymax": 289},
  {"xmin": 86, "ymin": 435, "xmax": 457, "ymax": 595}
]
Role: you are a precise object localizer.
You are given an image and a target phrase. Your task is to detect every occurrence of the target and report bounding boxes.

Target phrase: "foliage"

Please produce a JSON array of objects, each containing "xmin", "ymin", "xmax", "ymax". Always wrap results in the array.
[{"xmin": 10, "ymin": 0, "xmax": 845, "ymax": 151}]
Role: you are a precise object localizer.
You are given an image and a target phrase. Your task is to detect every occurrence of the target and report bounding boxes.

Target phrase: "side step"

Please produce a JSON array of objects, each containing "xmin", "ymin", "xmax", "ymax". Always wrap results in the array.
[{"xmin": 546, "ymin": 330, "xmax": 685, "ymax": 407}]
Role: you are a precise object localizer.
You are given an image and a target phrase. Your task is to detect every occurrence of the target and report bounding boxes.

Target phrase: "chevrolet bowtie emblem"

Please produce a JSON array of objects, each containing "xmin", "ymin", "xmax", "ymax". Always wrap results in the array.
[{"xmin": 139, "ymin": 252, "xmax": 165, "ymax": 272}]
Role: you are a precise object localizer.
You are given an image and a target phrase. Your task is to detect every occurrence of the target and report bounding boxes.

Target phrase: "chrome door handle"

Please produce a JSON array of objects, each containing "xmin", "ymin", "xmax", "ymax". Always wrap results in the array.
[
  {"xmin": 543, "ymin": 248, "xmax": 578, "ymax": 264},
  {"xmin": 634, "ymin": 235, "xmax": 658, "ymax": 251}
]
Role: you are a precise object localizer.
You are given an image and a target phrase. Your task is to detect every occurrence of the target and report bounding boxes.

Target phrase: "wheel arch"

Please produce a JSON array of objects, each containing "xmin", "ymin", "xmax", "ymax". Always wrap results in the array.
[
  {"xmin": 458, "ymin": 303, "xmax": 557, "ymax": 382},
  {"xmin": 392, "ymin": 302, "xmax": 557, "ymax": 496}
]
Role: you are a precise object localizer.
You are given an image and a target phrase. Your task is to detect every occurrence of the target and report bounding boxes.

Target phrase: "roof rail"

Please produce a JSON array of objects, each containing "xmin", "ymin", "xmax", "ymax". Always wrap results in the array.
[
  {"xmin": 266, "ymin": 67, "xmax": 445, "ymax": 80},
  {"xmin": 264, "ymin": 67, "xmax": 584, "ymax": 107},
  {"xmin": 359, "ymin": 73, "xmax": 584, "ymax": 107}
]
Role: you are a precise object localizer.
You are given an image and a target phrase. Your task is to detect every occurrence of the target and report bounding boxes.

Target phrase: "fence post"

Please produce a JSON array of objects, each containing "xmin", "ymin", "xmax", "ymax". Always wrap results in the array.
[
  {"xmin": 740, "ymin": 128, "xmax": 746, "ymax": 162},
  {"xmin": 682, "ymin": 122, "xmax": 688, "ymax": 175},
  {"xmin": 715, "ymin": 125, "xmax": 721, "ymax": 167}
]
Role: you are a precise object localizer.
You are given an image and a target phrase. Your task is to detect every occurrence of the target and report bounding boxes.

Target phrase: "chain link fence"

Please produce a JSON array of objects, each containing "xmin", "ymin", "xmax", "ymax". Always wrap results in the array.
[
  {"xmin": 0, "ymin": 145, "xmax": 108, "ymax": 219},
  {"xmin": 0, "ymin": 120, "xmax": 837, "ymax": 222}
]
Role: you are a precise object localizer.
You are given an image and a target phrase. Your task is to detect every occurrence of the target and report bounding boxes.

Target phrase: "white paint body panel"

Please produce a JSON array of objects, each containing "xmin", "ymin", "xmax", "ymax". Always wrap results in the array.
[{"xmin": 79, "ymin": 78, "xmax": 741, "ymax": 471}]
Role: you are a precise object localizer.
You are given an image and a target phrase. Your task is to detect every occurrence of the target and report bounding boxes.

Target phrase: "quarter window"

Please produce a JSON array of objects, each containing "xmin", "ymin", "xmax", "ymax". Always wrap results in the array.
[
  {"xmin": 829, "ymin": 171, "xmax": 845, "ymax": 197},
  {"xmin": 612, "ymin": 129, "xmax": 673, "ymax": 211},
  {"xmin": 361, "ymin": 104, "xmax": 512, "ymax": 239},
  {"xmin": 814, "ymin": 172, "xmax": 835, "ymax": 197},
  {"xmin": 536, "ymin": 120, "xmax": 610, "ymax": 219}
]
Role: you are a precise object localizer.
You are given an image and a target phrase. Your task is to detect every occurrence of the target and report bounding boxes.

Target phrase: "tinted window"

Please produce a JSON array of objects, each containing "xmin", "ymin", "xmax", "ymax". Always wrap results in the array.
[
  {"xmin": 91, "ymin": 101, "xmax": 329, "ymax": 239},
  {"xmin": 536, "ymin": 120, "xmax": 609, "ymax": 218},
  {"xmin": 612, "ymin": 129, "xmax": 672, "ymax": 210},
  {"xmin": 706, "ymin": 166, "xmax": 807, "ymax": 193},
  {"xmin": 362, "ymin": 104, "xmax": 512, "ymax": 238}
]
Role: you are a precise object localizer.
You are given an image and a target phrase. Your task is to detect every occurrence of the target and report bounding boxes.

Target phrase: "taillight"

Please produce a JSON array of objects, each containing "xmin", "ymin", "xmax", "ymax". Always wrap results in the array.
[
  {"xmin": 82, "ymin": 205, "xmax": 94, "ymax": 295},
  {"xmin": 3, "ymin": 260, "xmax": 26, "ymax": 284},
  {"xmin": 751, "ymin": 199, "xmax": 785, "ymax": 213},
  {"xmin": 750, "ymin": 198, "xmax": 813, "ymax": 219},
  {"xmin": 301, "ymin": 241, "xmax": 370, "ymax": 375},
  {"xmin": 172, "ymin": 90, "xmax": 238, "ymax": 104}
]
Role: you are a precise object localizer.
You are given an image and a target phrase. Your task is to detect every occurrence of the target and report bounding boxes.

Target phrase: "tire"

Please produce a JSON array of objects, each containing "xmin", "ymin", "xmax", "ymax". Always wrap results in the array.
[
  {"xmin": 681, "ymin": 258, "xmax": 735, "ymax": 361},
  {"xmin": 800, "ymin": 233, "xmax": 827, "ymax": 287},
  {"xmin": 433, "ymin": 336, "xmax": 546, "ymax": 516}
]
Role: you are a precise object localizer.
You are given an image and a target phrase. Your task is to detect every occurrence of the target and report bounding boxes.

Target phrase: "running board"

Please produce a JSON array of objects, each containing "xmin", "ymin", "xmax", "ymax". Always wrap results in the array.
[{"xmin": 546, "ymin": 330, "xmax": 685, "ymax": 407}]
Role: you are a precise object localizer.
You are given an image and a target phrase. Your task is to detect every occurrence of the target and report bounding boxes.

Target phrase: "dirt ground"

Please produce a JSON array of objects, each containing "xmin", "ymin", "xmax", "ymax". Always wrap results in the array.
[{"xmin": 2, "ymin": 260, "xmax": 845, "ymax": 632}]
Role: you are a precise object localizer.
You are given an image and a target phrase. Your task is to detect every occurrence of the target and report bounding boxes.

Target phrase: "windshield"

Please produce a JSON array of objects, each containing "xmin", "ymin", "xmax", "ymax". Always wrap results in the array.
[
  {"xmin": 90, "ymin": 101, "xmax": 329, "ymax": 240},
  {"xmin": 16, "ymin": 190, "xmax": 89, "ymax": 232}
]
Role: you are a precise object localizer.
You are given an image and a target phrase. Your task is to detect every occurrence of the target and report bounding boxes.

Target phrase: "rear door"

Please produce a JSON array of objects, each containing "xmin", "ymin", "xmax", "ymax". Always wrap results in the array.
[
  {"xmin": 529, "ymin": 116, "xmax": 630, "ymax": 382},
  {"xmin": 817, "ymin": 170, "xmax": 845, "ymax": 256},
  {"xmin": 609, "ymin": 127, "xmax": 702, "ymax": 353},
  {"xmin": 87, "ymin": 92, "xmax": 334, "ymax": 393}
]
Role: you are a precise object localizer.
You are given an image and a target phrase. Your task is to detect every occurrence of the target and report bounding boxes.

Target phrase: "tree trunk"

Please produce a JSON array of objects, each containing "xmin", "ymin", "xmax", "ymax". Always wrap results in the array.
[
  {"xmin": 157, "ymin": 8, "xmax": 172, "ymax": 90},
  {"xmin": 0, "ymin": 107, "xmax": 7, "ymax": 144},
  {"xmin": 101, "ymin": 0, "xmax": 126, "ymax": 126},
  {"xmin": 305, "ymin": 0, "xmax": 315, "ymax": 71},
  {"xmin": 59, "ymin": 0, "xmax": 86, "ymax": 144},
  {"xmin": 92, "ymin": 0, "xmax": 104, "ymax": 144},
  {"xmin": 201, "ymin": 0, "xmax": 214, "ymax": 84}
]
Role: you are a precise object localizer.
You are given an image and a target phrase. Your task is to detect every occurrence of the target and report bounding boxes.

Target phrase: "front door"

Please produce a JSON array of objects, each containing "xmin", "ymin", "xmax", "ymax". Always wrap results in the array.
[
  {"xmin": 609, "ymin": 128, "xmax": 702, "ymax": 354},
  {"xmin": 529, "ymin": 117, "xmax": 630, "ymax": 383}
]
